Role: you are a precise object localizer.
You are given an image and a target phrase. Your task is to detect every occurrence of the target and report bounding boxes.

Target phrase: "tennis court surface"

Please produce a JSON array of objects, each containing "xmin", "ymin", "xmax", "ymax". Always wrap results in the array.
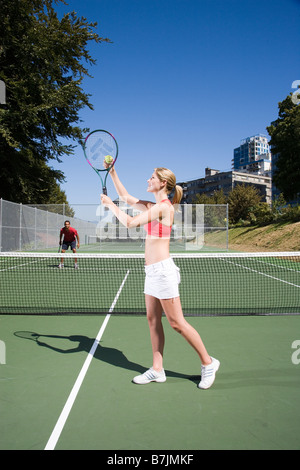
[
  {"xmin": 0, "ymin": 251, "xmax": 300, "ymax": 450},
  {"xmin": 0, "ymin": 252, "xmax": 299, "ymax": 315}
]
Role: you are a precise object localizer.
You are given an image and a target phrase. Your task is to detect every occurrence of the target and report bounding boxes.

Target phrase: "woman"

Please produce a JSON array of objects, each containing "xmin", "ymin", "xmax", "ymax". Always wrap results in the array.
[{"xmin": 101, "ymin": 165, "xmax": 220, "ymax": 389}]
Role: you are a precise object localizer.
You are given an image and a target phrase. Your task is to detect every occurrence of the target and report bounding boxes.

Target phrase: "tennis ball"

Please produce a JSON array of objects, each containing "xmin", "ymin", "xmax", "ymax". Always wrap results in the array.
[{"xmin": 104, "ymin": 155, "xmax": 114, "ymax": 164}]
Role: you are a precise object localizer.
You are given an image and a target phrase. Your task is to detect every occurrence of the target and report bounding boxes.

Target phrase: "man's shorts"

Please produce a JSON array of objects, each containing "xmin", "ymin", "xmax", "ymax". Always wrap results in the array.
[
  {"xmin": 62, "ymin": 240, "xmax": 76, "ymax": 250},
  {"xmin": 144, "ymin": 257, "xmax": 180, "ymax": 299}
]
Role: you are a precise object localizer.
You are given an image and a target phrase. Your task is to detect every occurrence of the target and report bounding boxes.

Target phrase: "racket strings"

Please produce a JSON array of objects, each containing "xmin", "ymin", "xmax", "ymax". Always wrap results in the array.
[{"xmin": 85, "ymin": 132, "xmax": 117, "ymax": 170}]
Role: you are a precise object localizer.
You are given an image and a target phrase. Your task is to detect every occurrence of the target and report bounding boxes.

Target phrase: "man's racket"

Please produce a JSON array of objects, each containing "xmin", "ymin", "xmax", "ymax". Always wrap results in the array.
[
  {"xmin": 58, "ymin": 233, "xmax": 64, "ymax": 253},
  {"xmin": 83, "ymin": 129, "xmax": 118, "ymax": 195}
]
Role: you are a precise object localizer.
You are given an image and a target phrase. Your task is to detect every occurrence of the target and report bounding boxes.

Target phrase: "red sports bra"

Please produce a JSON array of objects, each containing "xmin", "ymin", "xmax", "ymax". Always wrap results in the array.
[{"xmin": 144, "ymin": 199, "xmax": 173, "ymax": 238}]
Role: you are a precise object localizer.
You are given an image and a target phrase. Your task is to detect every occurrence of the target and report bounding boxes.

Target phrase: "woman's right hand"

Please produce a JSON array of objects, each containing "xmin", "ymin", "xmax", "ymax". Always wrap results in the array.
[{"xmin": 101, "ymin": 193, "xmax": 113, "ymax": 207}]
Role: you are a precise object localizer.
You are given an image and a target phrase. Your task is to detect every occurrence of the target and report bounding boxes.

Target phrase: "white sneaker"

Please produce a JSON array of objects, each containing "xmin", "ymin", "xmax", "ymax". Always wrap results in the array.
[
  {"xmin": 133, "ymin": 367, "xmax": 166, "ymax": 384},
  {"xmin": 198, "ymin": 357, "xmax": 220, "ymax": 389},
  {"xmin": 74, "ymin": 263, "xmax": 79, "ymax": 269},
  {"xmin": 58, "ymin": 263, "xmax": 64, "ymax": 269}
]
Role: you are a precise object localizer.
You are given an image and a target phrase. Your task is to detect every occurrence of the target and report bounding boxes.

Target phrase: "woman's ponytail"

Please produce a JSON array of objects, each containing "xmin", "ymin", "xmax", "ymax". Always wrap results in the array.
[{"xmin": 171, "ymin": 185, "xmax": 183, "ymax": 205}]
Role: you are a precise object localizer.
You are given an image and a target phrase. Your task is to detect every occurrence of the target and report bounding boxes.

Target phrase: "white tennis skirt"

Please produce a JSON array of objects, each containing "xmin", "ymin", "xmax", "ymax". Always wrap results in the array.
[{"xmin": 144, "ymin": 257, "xmax": 181, "ymax": 299}]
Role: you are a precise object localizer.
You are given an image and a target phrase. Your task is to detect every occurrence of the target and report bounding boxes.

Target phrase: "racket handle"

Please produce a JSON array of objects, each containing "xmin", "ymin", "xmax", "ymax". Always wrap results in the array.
[{"xmin": 102, "ymin": 186, "xmax": 109, "ymax": 211}]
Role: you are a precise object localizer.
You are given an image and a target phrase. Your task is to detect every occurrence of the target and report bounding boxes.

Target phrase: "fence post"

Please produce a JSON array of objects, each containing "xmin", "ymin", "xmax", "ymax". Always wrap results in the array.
[
  {"xmin": 226, "ymin": 203, "xmax": 229, "ymax": 251},
  {"xmin": 19, "ymin": 203, "xmax": 22, "ymax": 251}
]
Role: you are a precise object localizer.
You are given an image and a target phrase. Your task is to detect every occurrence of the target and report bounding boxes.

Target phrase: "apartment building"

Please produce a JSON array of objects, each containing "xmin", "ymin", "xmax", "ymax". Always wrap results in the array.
[
  {"xmin": 176, "ymin": 168, "xmax": 272, "ymax": 205},
  {"xmin": 233, "ymin": 134, "xmax": 271, "ymax": 175},
  {"xmin": 174, "ymin": 134, "xmax": 272, "ymax": 205}
]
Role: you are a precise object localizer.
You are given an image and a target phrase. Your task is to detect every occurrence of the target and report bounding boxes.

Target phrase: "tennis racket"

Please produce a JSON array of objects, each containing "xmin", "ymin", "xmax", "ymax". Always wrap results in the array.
[
  {"xmin": 58, "ymin": 233, "xmax": 64, "ymax": 253},
  {"xmin": 83, "ymin": 129, "xmax": 118, "ymax": 196}
]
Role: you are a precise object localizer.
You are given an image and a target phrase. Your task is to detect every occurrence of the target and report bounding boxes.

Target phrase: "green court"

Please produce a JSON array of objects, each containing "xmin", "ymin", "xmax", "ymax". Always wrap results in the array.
[
  {"xmin": 1, "ymin": 252, "xmax": 299, "ymax": 315},
  {"xmin": 1, "ymin": 251, "xmax": 300, "ymax": 450},
  {"xmin": 1, "ymin": 313, "xmax": 300, "ymax": 450}
]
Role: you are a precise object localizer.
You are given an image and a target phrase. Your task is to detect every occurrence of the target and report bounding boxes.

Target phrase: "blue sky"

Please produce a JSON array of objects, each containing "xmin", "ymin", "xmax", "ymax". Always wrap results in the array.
[{"xmin": 53, "ymin": 0, "xmax": 300, "ymax": 218}]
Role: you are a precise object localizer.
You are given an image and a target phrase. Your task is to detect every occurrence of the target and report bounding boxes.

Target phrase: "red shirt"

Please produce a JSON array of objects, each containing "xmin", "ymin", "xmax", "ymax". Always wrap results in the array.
[{"xmin": 60, "ymin": 226, "xmax": 78, "ymax": 242}]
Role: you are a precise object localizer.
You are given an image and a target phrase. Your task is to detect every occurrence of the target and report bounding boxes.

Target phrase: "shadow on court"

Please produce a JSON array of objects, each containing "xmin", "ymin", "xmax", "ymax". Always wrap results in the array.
[{"xmin": 14, "ymin": 331, "xmax": 199, "ymax": 384}]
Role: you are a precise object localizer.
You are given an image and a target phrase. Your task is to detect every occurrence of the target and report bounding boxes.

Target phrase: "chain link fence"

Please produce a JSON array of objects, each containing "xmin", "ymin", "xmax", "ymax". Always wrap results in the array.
[{"xmin": 0, "ymin": 199, "xmax": 228, "ymax": 252}]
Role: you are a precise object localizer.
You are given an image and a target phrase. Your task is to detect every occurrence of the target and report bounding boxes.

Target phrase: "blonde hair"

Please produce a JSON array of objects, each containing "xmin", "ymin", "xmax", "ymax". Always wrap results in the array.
[{"xmin": 154, "ymin": 167, "xmax": 183, "ymax": 205}]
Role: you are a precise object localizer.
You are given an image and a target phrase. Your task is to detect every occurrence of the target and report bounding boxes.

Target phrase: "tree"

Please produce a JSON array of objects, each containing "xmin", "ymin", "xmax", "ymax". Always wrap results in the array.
[
  {"xmin": 0, "ymin": 0, "xmax": 110, "ymax": 203},
  {"xmin": 193, "ymin": 185, "xmax": 262, "ymax": 225},
  {"xmin": 267, "ymin": 94, "xmax": 300, "ymax": 202},
  {"xmin": 193, "ymin": 189, "xmax": 227, "ymax": 205},
  {"xmin": 227, "ymin": 184, "xmax": 262, "ymax": 224}
]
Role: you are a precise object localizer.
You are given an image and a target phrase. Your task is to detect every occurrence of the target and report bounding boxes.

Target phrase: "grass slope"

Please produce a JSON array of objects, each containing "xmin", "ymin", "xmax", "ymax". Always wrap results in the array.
[{"xmin": 228, "ymin": 221, "xmax": 300, "ymax": 252}]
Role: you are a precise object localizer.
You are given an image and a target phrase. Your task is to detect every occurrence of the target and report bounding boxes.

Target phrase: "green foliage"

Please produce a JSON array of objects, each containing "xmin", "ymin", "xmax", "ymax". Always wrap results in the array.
[
  {"xmin": 250, "ymin": 193, "xmax": 300, "ymax": 225},
  {"xmin": 267, "ymin": 94, "xmax": 300, "ymax": 202},
  {"xmin": 249, "ymin": 203, "xmax": 273, "ymax": 226},
  {"xmin": 193, "ymin": 188, "xmax": 227, "ymax": 205},
  {"xmin": 0, "ymin": 0, "xmax": 111, "ymax": 203},
  {"xmin": 227, "ymin": 184, "xmax": 262, "ymax": 225},
  {"xmin": 193, "ymin": 186, "xmax": 300, "ymax": 226},
  {"xmin": 193, "ymin": 185, "xmax": 262, "ymax": 225},
  {"xmin": 280, "ymin": 204, "xmax": 300, "ymax": 222}
]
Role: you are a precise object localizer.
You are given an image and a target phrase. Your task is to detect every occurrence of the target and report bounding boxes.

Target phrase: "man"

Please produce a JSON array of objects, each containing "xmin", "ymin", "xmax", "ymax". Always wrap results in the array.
[{"xmin": 59, "ymin": 220, "xmax": 80, "ymax": 269}]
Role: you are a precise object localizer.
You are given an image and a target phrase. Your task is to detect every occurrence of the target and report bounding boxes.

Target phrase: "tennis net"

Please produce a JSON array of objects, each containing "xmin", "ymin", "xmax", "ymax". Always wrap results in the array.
[{"xmin": 0, "ymin": 252, "xmax": 299, "ymax": 316}]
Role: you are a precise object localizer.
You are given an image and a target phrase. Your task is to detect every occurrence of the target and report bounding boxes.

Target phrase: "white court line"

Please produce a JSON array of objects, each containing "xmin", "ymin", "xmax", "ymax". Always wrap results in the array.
[
  {"xmin": 223, "ymin": 259, "xmax": 300, "ymax": 289},
  {"xmin": 44, "ymin": 269, "xmax": 130, "ymax": 451},
  {"xmin": 0, "ymin": 259, "xmax": 40, "ymax": 272},
  {"xmin": 256, "ymin": 258, "xmax": 300, "ymax": 274}
]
